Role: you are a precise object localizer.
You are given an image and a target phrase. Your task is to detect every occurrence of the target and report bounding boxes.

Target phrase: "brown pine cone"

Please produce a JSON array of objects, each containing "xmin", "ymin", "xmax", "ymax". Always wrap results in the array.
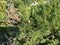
[{"xmin": 27, "ymin": 19, "xmax": 30, "ymax": 24}]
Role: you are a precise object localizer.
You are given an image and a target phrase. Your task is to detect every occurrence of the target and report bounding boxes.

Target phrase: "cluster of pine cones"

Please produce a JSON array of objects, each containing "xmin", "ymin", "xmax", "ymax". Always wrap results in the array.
[
  {"xmin": 5, "ymin": 2, "xmax": 22, "ymax": 26},
  {"xmin": 4, "ymin": 1, "xmax": 31, "ymax": 26},
  {"xmin": 6, "ymin": 14, "xmax": 22, "ymax": 25}
]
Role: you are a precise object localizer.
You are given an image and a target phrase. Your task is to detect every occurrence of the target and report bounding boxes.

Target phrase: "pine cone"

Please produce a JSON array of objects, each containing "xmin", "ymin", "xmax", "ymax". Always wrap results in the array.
[{"xmin": 27, "ymin": 19, "xmax": 30, "ymax": 24}]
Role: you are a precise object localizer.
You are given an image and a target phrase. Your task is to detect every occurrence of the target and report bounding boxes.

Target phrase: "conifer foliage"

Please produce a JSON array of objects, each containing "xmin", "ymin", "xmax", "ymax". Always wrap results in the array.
[{"xmin": 0, "ymin": 0, "xmax": 60, "ymax": 45}]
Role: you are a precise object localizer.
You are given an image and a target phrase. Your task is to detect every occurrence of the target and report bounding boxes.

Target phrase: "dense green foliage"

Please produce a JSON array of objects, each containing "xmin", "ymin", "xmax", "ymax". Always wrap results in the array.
[{"xmin": 0, "ymin": 0, "xmax": 60, "ymax": 45}]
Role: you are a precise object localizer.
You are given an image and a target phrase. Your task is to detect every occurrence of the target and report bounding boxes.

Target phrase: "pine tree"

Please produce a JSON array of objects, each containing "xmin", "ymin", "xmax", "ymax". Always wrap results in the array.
[{"xmin": 0, "ymin": 0, "xmax": 60, "ymax": 45}]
